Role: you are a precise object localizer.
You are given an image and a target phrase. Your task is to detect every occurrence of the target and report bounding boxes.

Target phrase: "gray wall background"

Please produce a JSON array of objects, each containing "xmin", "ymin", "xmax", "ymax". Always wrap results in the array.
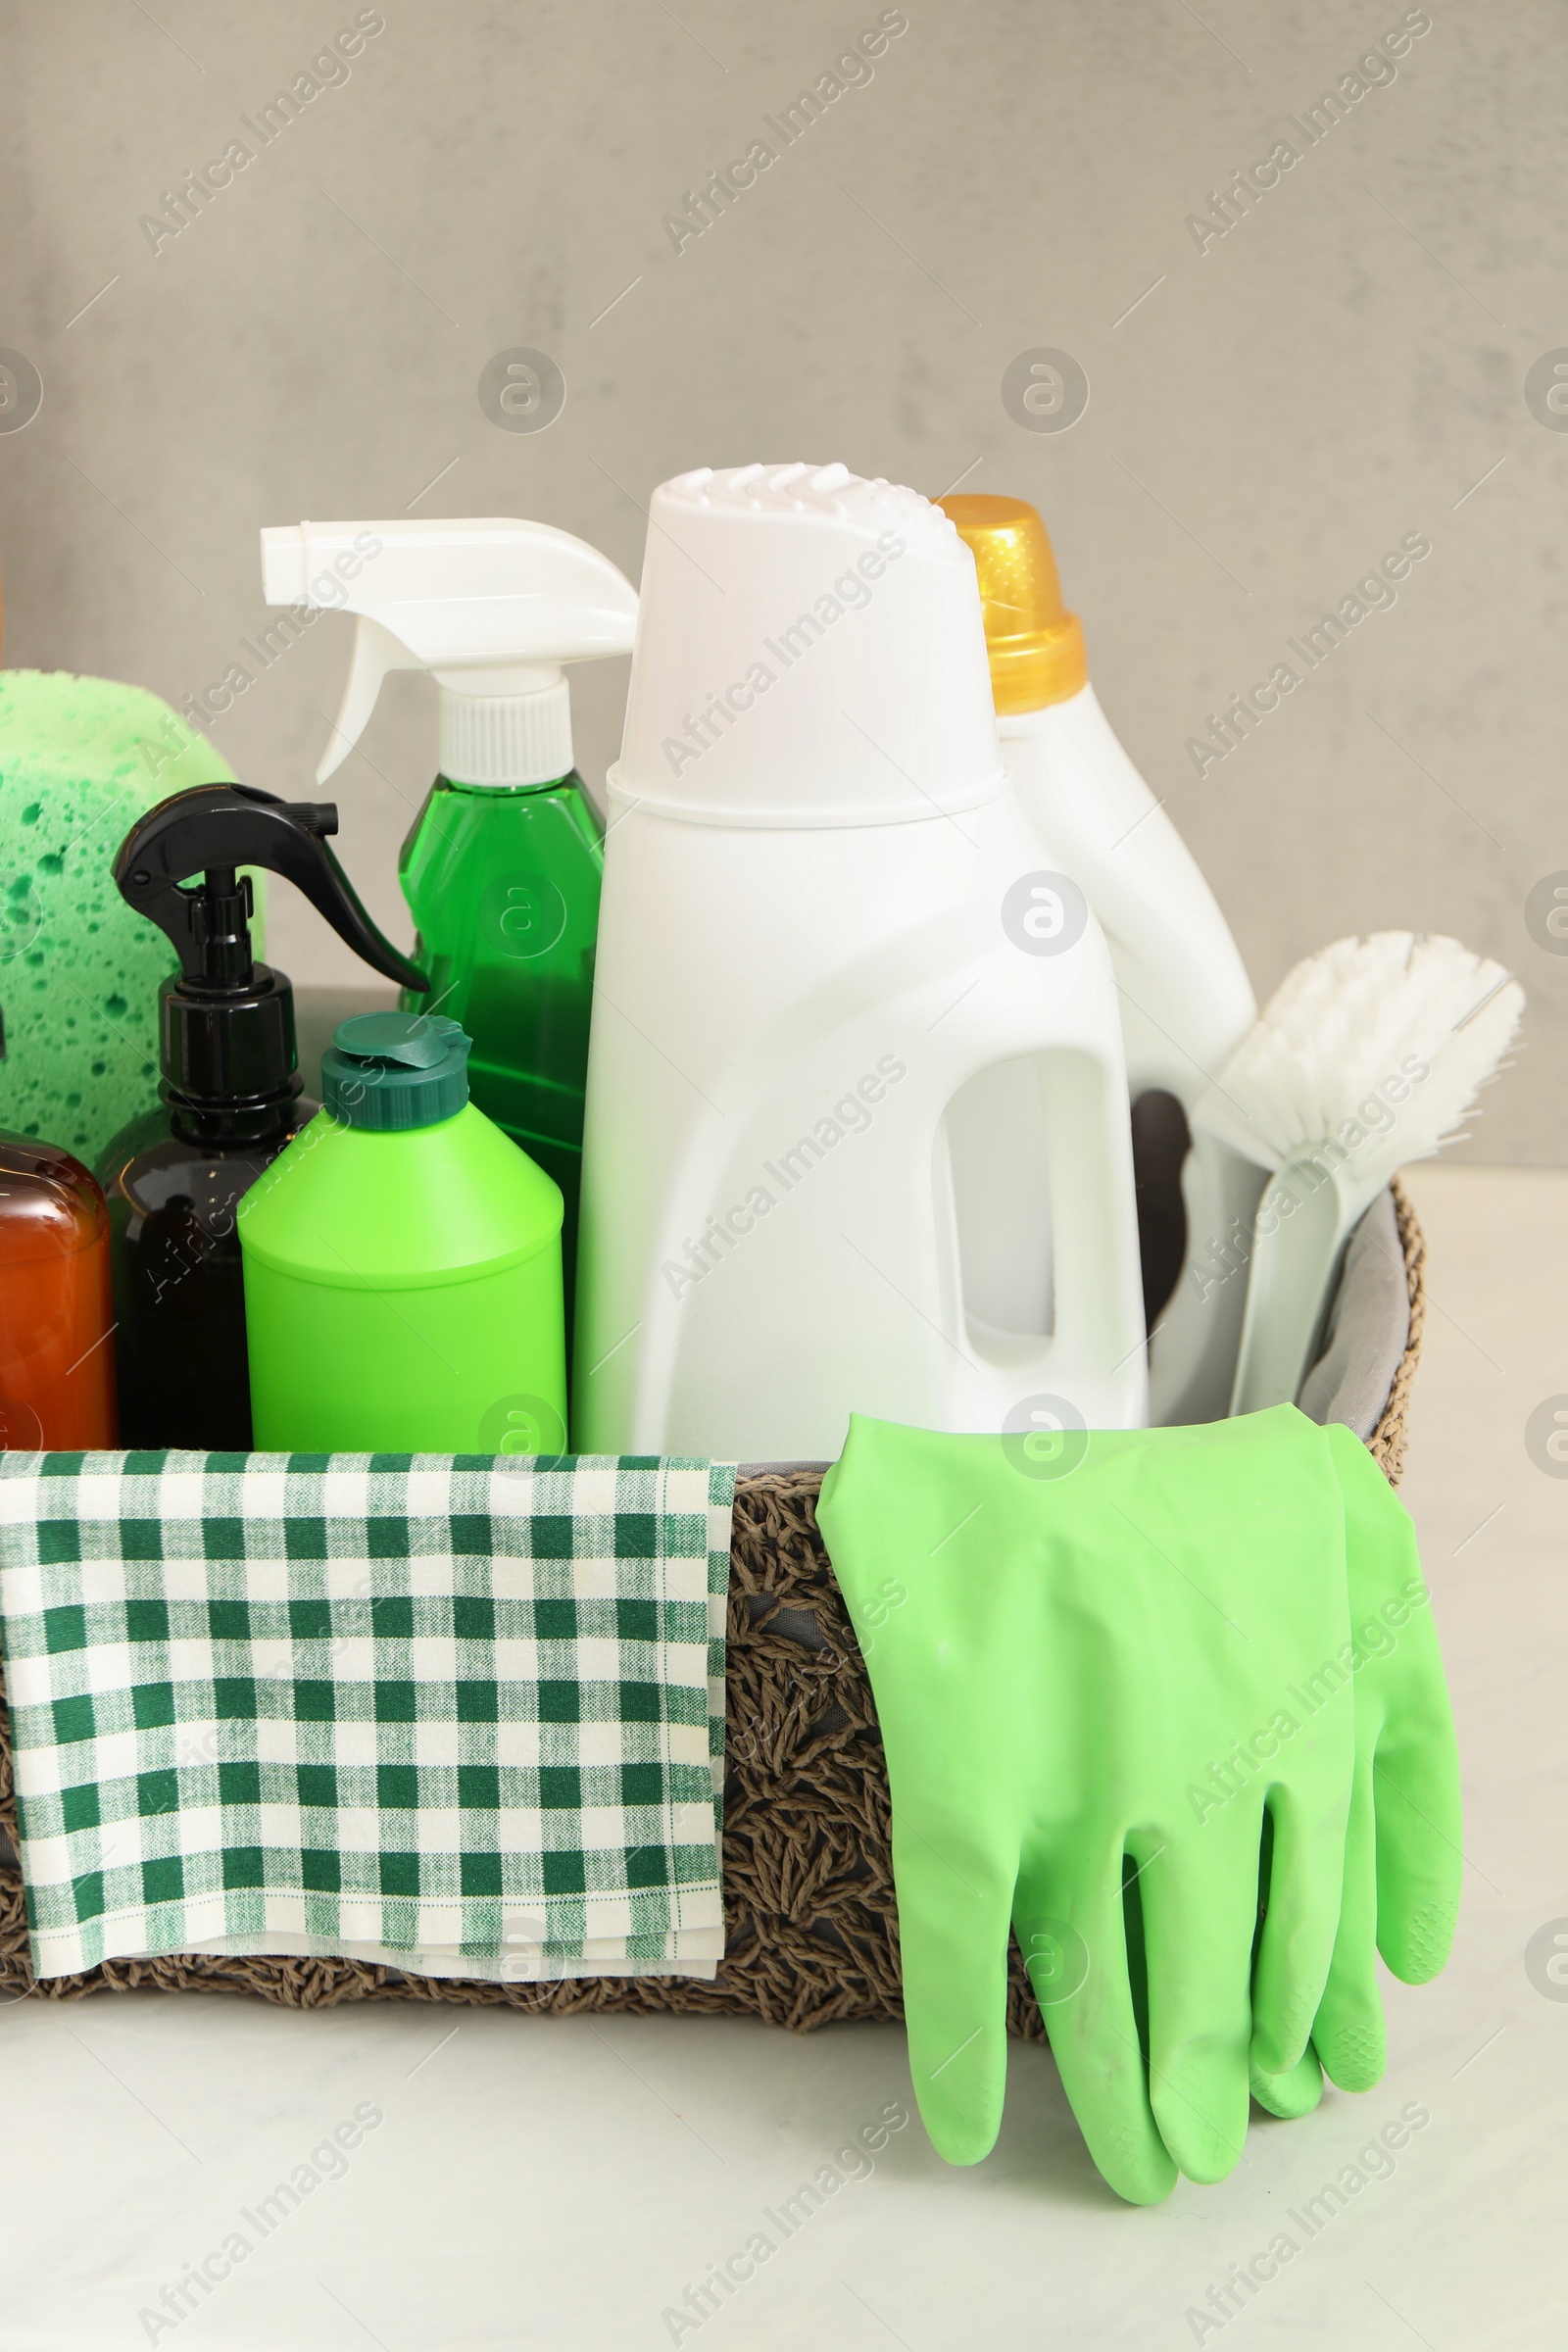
[{"xmin": 1, "ymin": 0, "xmax": 1560, "ymax": 1159}]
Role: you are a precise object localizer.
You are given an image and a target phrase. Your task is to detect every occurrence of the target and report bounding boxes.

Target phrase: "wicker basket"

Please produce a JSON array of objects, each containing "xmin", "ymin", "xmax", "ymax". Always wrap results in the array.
[{"xmin": 0, "ymin": 1183, "xmax": 1427, "ymax": 2029}]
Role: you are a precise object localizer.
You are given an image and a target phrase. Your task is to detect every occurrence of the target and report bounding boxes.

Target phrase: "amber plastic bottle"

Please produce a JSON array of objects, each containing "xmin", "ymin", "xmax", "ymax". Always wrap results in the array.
[{"xmin": 0, "ymin": 1132, "xmax": 118, "ymax": 1448}]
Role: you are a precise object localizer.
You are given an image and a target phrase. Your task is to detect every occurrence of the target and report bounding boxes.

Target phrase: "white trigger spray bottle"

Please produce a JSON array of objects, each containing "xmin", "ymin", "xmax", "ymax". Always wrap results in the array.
[
  {"xmin": 260, "ymin": 516, "xmax": 637, "ymax": 1289},
  {"xmin": 937, "ymin": 495, "xmax": 1260, "ymax": 1425},
  {"xmin": 574, "ymin": 463, "xmax": 1148, "ymax": 1462}
]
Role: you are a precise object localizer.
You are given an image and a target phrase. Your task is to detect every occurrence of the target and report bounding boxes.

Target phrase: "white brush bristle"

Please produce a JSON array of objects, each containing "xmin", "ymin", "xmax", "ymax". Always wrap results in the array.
[{"xmin": 1195, "ymin": 931, "xmax": 1524, "ymax": 1182}]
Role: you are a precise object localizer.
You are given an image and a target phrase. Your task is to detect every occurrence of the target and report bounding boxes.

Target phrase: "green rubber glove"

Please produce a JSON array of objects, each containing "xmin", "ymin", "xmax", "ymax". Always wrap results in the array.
[
  {"xmin": 1250, "ymin": 1423, "xmax": 1461, "ymax": 2117},
  {"xmin": 815, "ymin": 1405, "xmax": 1459, "ymax": 2204}
]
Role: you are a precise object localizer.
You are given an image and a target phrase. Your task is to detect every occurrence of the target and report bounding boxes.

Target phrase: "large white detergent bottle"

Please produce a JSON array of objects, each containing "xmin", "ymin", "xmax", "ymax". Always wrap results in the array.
[
  {"xmin": 573, "ymin": 463, "xmax": 1148, "ymax": 1462},
  {"xmin": 938, "ymin": 496, "xmax": 1261, "ymax": 1426}
]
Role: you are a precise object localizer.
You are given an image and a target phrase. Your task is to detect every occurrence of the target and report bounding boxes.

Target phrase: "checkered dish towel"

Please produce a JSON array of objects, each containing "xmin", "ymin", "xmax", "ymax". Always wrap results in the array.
[{"xmin": 0, "ymin": 1453, "xmax": 734, "ymax": 1984}]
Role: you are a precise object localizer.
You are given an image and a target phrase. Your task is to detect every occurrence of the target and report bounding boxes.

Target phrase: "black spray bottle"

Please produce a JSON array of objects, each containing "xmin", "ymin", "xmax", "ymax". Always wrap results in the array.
[{"xmin": 97, "ymin": 784, "xmax": 427, "ymax": 1447}]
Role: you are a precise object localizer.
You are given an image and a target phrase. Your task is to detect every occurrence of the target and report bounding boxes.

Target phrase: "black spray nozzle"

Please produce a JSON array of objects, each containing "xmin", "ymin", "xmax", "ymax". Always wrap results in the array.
[
  {"xmin": 115, "ymin": 782, "xmax": 428, "ymax": 997},
  {"xmin": 112, "ymin": 783, "xmax": 428, "ymax": 1140}
]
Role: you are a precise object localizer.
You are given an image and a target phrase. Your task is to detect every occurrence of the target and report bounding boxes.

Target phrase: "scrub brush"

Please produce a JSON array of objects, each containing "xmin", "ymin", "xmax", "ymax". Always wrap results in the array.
[{"xmin": 1192, "ymin": 932, "xmax": 1523, "ymax": 1416}]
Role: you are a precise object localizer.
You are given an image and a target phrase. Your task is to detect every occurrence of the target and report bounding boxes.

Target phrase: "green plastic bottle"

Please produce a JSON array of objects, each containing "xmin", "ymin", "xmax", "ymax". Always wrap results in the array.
[
  {"xmin": 238, "ymin": 1012, "xmax": 566, "ymax": 1454},
  {"xmin": 396, "ymin": 771, "xmax": 601, "ymax": 1288}
]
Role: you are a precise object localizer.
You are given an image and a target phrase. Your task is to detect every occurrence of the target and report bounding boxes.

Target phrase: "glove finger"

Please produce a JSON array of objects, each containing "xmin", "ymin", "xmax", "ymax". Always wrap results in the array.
[
  {"xmin": 1016, "ymin": 1857, "xmax": 1177, "ymax": 2205},
  {"xmin": 1372, "ymin": 1721, "xmax": 1463, "ymax": 1984},
  {"xmin": 1136, "ymin": 1823, "xmax": 1258, "ymax": 2184},
  {"xmin": 1312, "ymin": 1764, "xmax": 1387, "ymax": 2092},
  {"xmin": 1325, "ymin": 1423, "xmax": 1461, "ymax": 1985},
  {"xmin": 1249, "ymin": 2041, "xmax": 1323, "ymax": 2120},
  {"xmin": 891, "ymin": 1816, "xmax": 1015, "ymax": 2166},
  {"xmin": 1250, "ymin": 1787, "xmax": 1347, "ymax": 2077}
]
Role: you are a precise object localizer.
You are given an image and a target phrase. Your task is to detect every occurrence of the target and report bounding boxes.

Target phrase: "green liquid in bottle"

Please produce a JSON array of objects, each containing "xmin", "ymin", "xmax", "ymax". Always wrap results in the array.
[{"xmin": 397, "ymin": 772, "xmax": 602, "ymax": 1330}]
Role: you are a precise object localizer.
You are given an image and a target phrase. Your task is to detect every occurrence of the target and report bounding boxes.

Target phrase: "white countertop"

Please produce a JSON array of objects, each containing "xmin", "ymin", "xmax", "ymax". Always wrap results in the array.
[{"xmin": 7, "ymin": 1162, "xmax": 1563, "ymax": 2351}]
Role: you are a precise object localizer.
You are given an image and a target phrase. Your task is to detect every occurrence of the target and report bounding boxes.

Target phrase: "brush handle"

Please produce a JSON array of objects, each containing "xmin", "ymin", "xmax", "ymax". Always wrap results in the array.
[
  {"xmin": 1229, "ymin": 1158, "xmax": 1354, "ymax": 1415},
  {"xmin": 1149, "ymin": 1133, "xmax": 1270, "ymax": 1424}
]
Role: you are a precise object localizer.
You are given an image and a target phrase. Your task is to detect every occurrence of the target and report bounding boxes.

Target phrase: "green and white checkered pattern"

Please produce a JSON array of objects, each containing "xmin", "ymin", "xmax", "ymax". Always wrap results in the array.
[{"xmin": 0, "ymin": 1452, "xmax": 733, "ymax": 1984}]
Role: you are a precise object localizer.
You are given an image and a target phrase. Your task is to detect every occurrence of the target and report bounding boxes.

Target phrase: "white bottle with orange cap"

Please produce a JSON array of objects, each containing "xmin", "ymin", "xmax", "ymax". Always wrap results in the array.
[
  {"xmin": 938, "ymin": 495, "xmax": 1260, "ymax": 1425},
  {"xmin": 574, "ymin": 464, "xmax": 1148, "ymax": 1461}
]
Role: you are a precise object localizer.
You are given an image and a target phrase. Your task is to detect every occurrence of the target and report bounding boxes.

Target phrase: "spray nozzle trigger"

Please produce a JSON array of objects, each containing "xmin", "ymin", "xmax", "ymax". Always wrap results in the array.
[
  {"xmin": 261, "ymin": 517, "xmax": 639, "ymax": 789},
  {"xmin": 318, "ymin": 618, "xmax": 422, "ymax": 786},
  {"xmin": 114, "ymin": 783, "xmax": 428, "ymax": 995}
]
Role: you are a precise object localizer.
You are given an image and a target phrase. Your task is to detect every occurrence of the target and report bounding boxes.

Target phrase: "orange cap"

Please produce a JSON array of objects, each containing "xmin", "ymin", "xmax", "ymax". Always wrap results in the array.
[{"xmin": 936, "ymin": 493, "xmax": 1087, "ymax": 713}]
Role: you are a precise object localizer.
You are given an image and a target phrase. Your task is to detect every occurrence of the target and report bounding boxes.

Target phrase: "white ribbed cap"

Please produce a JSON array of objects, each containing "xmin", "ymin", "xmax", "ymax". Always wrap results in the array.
[
  {"xmin": 613, "ymin": 463, "xmax": 1003, "ymax": 828},
  {"xmin": 440, "ymin": 678, "xmax": 572, "ymax": 788}
]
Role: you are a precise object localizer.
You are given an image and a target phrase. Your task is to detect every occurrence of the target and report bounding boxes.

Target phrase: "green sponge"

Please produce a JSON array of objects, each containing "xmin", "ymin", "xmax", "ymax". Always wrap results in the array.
[{"xmin": 0, "ymin": 671, "xmax": 239, "ymax": 1163}]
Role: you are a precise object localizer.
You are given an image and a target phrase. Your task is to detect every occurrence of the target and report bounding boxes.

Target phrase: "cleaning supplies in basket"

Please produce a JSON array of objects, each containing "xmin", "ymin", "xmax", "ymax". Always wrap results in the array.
[
  {"xmin": 936, "ymin": 496, "xmax": 1259, "ymax": 1424},
  {"xmin": 814, "ymin": 1407, "xmax": 1460, "ymax": 2203},
  {"xmin": 238, "ymin": 1011, "xmax": 565, "ymax": 1452},
  {"xmin": 260, "ymin": 515, "xmax": 637, "ymax": 1295},
  {"xmin": 0, "ymin": 672, "xmax": 243, "ymax": 1164},
  {"xmin": 0, "ymin": 1133, "xmax": 118, "ymax": 1446},
  {"xmin": 1195, "ymin": 932, "xmax": 1523, "ymax": 1415},
  {"xmin": 574, "ymin": 463, "xmax": 1147, "ymax": 1460},
  {"xmin": 98, "ymin": 785, "xmax": 428, "ymax": 1449},
  {"xmin": 0, "ymin": 1451, "xmax": 733, "ymax": 1984}
]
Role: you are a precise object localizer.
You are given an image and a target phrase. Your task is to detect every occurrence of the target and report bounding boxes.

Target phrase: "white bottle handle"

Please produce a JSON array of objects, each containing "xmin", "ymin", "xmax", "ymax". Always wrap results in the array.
[
  {"xmin": 934, "ymin": 880, "xmax": 1146, "ymax": 1428},
  {"xmin": 1036, "ymin": 1044, "xmax": 1144, "ymax": 1391}
]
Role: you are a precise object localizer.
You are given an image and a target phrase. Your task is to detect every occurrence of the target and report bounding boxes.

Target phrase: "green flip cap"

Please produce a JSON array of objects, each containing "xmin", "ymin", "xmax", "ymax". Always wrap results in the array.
[{"xmin": 322, "ymin": 1011, "xmax": 470, "ymax": 1130}]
